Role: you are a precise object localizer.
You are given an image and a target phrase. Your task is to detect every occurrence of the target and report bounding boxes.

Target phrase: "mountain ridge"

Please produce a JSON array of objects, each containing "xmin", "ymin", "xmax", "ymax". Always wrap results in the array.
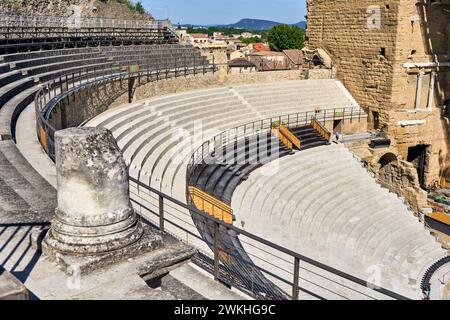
[
  {"xmin": 182, "ymin": 18, "xmax": 306, "ymax": 31},
  {"xmin": 224, "ymin": 18, "xmax": 306, "ymax": 30}
]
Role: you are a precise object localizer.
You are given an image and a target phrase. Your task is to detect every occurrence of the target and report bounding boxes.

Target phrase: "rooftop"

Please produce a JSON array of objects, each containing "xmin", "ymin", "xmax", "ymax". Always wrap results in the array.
[{"xmin": 228, "ymin": 58, "xmax": 256, "ymax": 68}]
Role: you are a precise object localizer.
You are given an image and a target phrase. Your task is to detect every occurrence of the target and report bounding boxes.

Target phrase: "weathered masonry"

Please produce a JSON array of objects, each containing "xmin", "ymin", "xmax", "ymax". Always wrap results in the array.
[{"xmin": 306, "ymin": 0, "xmax": 450, "ymax": 186}]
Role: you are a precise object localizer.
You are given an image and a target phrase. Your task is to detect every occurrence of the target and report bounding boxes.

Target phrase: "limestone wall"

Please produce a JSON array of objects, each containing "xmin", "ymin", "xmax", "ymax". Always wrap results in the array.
[
  {"xmin": 306, "ymin": 0, "xmax": 450, "ymax": 185},
  {"xmin": 347, "ymin": 141, "xmax": 428, "ymax": 213},
  {"xmin": 378, "ymin": 160, "xmax": 429, "ymax": 211},
  {"xmin": 49, "ymin": 80, "xmax": 126, "ymax": 130},
  {"xmin": 306, "ymin": 0, "xmax": 400, "ymax": 126}
]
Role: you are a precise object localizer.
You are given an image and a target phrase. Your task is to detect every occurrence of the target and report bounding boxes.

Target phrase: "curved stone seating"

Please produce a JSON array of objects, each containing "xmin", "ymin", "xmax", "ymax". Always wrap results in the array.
[
  {"xmin": 0, "ymin": 42, "xmax": 206, "ymax": 233},
  {"xmin": 88, "ymin": 80, "xmax": 360, "ymax": 204},
  {"xmin": 0, "ymin": 140, "xmax": 56, "ymax": 223},
  {"xmin": 0, "ymin": 25, "xmax": 178, "ymax": 54},
  {"xmin": 0, "ymin": 44, "xmax": 206, "ymax": 140},
  {"xmin": 231, "ymin": 143, "xmax": 446, "ymax": 298},
  {"xmin": 85, "ymin": 80, "xmax": 365, "ymax": 298},
  {"xmin": 87, "ymin": 79, "xmax": 361, "ymax": 205}
]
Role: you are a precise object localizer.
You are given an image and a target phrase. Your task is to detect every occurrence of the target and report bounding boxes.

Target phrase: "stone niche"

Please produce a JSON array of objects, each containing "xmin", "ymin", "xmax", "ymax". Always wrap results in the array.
[{"xmin": 34, "ymin": 127, "xmax": 196, "ymax": 276}]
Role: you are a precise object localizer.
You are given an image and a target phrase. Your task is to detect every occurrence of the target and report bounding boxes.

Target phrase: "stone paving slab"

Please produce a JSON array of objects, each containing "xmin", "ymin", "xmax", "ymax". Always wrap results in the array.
[{"xmin": 0, "ymin": 265, "xmax": 28, "ymax": 300}]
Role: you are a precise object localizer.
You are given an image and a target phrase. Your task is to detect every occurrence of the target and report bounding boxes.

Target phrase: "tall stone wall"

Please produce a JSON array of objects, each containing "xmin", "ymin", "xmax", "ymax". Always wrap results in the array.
[
  {"xmin": 306, "ymin": 0, "xmax": 450, "ymax": 185},
  {"xmin": 389, "ymin": 0, "xmax": 450, "ymax": 184},
  {"xmin": 306, "ymin": 0, "xmax": 400, "ymax": 126}
]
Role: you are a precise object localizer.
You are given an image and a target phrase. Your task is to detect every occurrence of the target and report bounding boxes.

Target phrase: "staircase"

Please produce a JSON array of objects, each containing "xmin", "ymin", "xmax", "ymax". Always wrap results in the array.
[{"xmin": 290, "ymin": 125, "xmax": 330, "ymax": 151}]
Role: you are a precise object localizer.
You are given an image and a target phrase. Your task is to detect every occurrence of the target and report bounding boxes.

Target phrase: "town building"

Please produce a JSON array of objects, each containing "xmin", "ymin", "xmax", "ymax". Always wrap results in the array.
[
  {"xmin": 283, "ymin": 49, "xmax": 304, "ymax": 70},
  {"xmin": 228, "ymin": 58, "xmax": 257, "ymax": 74},
  {"xmin": 248, "ymin": 51, "xmax": 288, "ymax": 71},
  {"xmin": 188, "ymin": 33, "xmax": 209, "ymax": 44}
]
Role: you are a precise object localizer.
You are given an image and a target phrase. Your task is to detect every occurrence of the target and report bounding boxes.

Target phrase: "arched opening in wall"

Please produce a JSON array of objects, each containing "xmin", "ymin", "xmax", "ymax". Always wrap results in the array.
[
  {"xmin": 444, "ymin": 99, "xmax": 450, "ymax": 119},
  {"xmin": 379, "ymin": 152, "xmax": 397, "ymax": 169},
  {"xmin": 407, "ymin": 144, "xmax": 430, "ymax": 189},
  {"xmin": 443, "ymin": 167, "xmax": 450, "ymax": 188}
]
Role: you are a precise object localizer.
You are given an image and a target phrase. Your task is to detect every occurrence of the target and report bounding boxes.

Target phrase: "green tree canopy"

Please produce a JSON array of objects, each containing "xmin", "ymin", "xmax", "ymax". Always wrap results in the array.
[
  {"xmin": 239, "ymin": 36, "xmax": 263, "ymax": 45},
  {"xmin": 267, "ymin": 25, "xmax": 304, "ymax": 51},
  {"xmin": 133, "ymin": 1, "xmax": 146, "ymax": 15}
]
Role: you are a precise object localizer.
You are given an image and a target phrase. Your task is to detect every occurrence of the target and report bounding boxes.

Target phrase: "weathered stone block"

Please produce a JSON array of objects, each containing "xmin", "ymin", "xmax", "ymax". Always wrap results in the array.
[
  {"xmin": 37, "ymin": 127, "xmax": 196, "ymax": 276},
  {"xmin": 0, "ymin": 266, "xmax": 28, "ymax": 300}
]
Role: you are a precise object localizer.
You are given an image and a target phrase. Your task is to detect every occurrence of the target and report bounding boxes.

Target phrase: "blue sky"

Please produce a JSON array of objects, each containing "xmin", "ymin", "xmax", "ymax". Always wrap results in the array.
[{"xmin": 142, "ymin": 0, "xmax": 307, "ymax": 25}]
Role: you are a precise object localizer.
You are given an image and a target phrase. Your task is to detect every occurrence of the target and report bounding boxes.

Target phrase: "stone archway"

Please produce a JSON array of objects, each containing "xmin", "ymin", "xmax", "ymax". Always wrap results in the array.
[
  {"xmin": 378, "ymin": 152, "xmax": 398, "ymax": 169},
  {"xmin": 407, "ymin": 145, "xmax": 431, "ymax": 188},
  {"xmin": 443, "ymin": 166, "xmax": 450, "ymax": 186},
  {"xmin": 444, "ymin": 99, "xmax": 450, "ymax": 119}
]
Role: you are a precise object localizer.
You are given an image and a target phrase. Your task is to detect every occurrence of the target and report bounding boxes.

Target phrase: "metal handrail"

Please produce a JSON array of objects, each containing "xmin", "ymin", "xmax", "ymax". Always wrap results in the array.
[
  {"xmin": 311, "ymin": 116, "xmax": 331, "ymax": 141},
  {"xmin": 187, "ymin": 107, "xmax": 368, "ymax": 181},
  {"xmin": 35, "ymin": 53, "xmax": 216, "ymax": 160},
  {"xmin": 130, "ymin": 176, "xmax": 410, "ymax": 300},
  {"xmin": 0, "ymin": 13, "xmax": 171, "ymax": 30},
  {"xmin": 30, "ymin": 49, "xmax": 409, "ymax": 299}
]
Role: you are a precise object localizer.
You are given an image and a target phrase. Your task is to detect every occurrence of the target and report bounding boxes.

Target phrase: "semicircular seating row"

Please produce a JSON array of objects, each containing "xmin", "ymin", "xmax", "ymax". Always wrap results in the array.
[
  {"xmin": 231, "ymin": 143, "xmax": 447, "ymax": 299},
  {"xmin": 86, "ymin": 79, "xmax": 365, "ymax": 297},
  {"xmin": 186, "ymin": 126, "xmax": 330, "ymax": 299},
  {"xmin": 0, "ymin": 44, "xmax": 206, "ymax": 140},
  {"xmin": 87, "ymin": 79, "xmax": 361, "ymax": 201},
  {"xmin": 0, "ymin": 43, "xmax": 206, "ymax": 220}
]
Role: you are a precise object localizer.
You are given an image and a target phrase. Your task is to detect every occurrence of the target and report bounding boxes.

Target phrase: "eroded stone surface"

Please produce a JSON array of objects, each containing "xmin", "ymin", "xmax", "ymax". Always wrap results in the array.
[
  {"xmin": 44, "ymin": 127, "xmax": 143, "ymax": 255},
  {"xmin": 40, "ymin": 127, "xmax": 196, "ymax": 277}
]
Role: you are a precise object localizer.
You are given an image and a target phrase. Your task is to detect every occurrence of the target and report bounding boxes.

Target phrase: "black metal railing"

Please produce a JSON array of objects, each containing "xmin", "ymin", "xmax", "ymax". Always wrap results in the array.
[
  {"xmin": 129, "ymin": 176, "xmax": 410, "ymax": 300},
  {"xmin": 35, "ymin": 54, "xmax": 217, "ymax": 161},
  {"xmin": 0, "ymin": 13, "xmax": 173, "ymax": 30},
  {"xmin": 186, "ymin": 107, "xmax": 367, "ymax": 183},
  {"xmin": 31, "ymin": 49, "xmax": 410, "ymax": 300}
]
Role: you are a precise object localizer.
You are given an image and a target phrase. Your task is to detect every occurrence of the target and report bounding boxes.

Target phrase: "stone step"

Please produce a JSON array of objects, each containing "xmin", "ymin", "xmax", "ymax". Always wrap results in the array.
[{"xmin": 0, "ymin": 142, "xmax": 56, "ymax": 212}]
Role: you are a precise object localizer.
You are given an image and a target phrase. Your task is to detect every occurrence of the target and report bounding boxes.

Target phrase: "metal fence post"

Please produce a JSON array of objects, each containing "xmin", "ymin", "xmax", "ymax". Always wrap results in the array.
[
  {"xmin": 159, "ymin": 195, "xmax": 165, "ymax": 232},
  {"xmin": 193, "ymin": 53, "xmax": 196, "ymax": 76},
  {"xmin": 293, "ymin": 257, "xmax": 300, "ymax": 300},
  {"xmin": 203, "ymin": 56, "xmax": 206, "ymax": 75},
  {"xmin": 213, "ymin": 222, "xmax": 220, "ymax": 281}
]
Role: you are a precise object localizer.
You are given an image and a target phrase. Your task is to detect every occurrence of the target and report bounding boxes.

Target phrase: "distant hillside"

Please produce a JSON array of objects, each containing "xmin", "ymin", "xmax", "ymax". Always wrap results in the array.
[
  {"xmin": 225, "ymin": 19, "xmax": 281, "ymax": 30},
  {"xmin": 294, "ymin": 21, "xmax": 307, "ymax": 29},
  {"xmin": 222, "ymin": 18, "xmax": 306, "ymax": 31},
  {"xmin": 0, "ymin": 0, "xmax": 153, "ymax": 20}
]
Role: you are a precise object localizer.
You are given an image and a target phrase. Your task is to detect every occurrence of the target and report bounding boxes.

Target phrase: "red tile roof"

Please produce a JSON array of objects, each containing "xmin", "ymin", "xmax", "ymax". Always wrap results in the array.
[
  {"xmin": 283, "ymin": 49, "xmax": 304, "ymax": 65},
  {"xmin": 190, "ymin": 33, "xmax": 209, "ymax": 38},
  {"xmin": 252, "ymin": 43, "xmax": 270, "ymax": 52},
  {"xmin": 228, "ymin": 58, "xmax": 256, "ymax": 68}
]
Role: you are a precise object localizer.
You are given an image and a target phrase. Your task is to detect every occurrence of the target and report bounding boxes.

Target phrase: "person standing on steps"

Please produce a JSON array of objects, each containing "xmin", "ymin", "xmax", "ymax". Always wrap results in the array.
[{"xmin": 335, "ymin": 131, "xmax": 341, "ymax": 143}]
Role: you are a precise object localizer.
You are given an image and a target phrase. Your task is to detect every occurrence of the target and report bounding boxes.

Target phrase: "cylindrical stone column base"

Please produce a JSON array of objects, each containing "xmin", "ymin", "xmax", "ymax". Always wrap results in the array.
[{"xmin": 44, "ymin": 127, "xmax": 143, "ymax": 255}]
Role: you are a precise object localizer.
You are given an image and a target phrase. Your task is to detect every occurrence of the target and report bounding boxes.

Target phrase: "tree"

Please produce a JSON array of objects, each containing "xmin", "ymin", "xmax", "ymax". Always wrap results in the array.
[
  {"xmin": 133, "ymin": 1, "xmax": 146, "ymax": 15},
  {"xmin": 267, "ymin": 25, "xmax": 304, "ymax": 51},
  {"xmin": 239, "ymin": 36, "xmax": 262, "ymax": 45}
]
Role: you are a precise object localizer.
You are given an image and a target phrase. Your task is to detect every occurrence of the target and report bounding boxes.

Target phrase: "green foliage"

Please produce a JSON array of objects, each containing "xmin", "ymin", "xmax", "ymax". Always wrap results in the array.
[
  {"xmin": 239, "ymin": 37, "xmax": 262, "ymax": 45},
  {"xmin": 116, "ymin": 0, "xmax": 147, "ymax": 15},
  {"xmin": 133, "ymin": 1, "xmax": 146, "ymax": 15},
  {"xmin": 266, "ymin": 25, "xmax": 304, "ymax": 51}
]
